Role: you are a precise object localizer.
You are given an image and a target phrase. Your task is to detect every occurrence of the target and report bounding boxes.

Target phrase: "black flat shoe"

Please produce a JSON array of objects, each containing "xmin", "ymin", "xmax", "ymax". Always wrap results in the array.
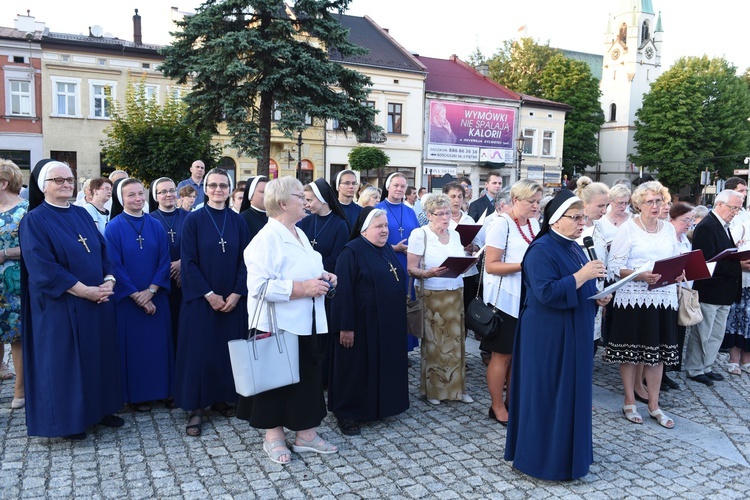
[
  {"xmin": 687, "ymin": 374, "xmax": 714, "ymax": 386},
  {"xmin": 705, "ymin": 371, "xmax": 725, "ymax": 381},
  {"xmin": 65, "ymin": 432, "xmax": 87, "ymax": 440},
  {"xmin": 662, "ymin": 374, "xmax": 679, "ymax": 390},
  {"xmin": 99, "ymin": 415, "xmax": 124, "ymax": 428},
  {"xmin": 634, "ymin": 392, "xmax": 649, "ymax": 404},
  {"xmin": 337, "ymin": 418, "xmax": 361, "ymax": 436},
  {"xmin": 489, "ymin": 407, "xmax": 508, "ymax": 427}
]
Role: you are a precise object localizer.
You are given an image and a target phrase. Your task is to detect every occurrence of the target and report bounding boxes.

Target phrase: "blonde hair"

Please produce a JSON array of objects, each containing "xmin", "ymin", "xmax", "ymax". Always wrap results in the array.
[
  {"xmin": 357, "ymin": 185, "xmax": 380, "ymax": 207},
  {"xmin": 574, "ymin": 176, "xmax": 592, "ymax": 197},
  {"xmin": 265, "ymin": 176, "xmax": 303, "ymax": 217},
  {"xmin": 631, "ymin": 180, "xmax": 665, "ymax": 208},
  {"xmin": 608, "ymin": 183, "xmax": 631, "ymax": 202},
  {"xmin": 510, "ymin": 179, "xmax": 543, "ymax": 202},
  {"xmin": 422, "ymin": 193, "xmax": 451, "ymax": 214},
  {"xmin": 0, "ymin": 159, "xmax": 24, "ymax": 194},
  {"xmin": 578, "ymin": 182, "xmax": 609, "ymax": 204}
]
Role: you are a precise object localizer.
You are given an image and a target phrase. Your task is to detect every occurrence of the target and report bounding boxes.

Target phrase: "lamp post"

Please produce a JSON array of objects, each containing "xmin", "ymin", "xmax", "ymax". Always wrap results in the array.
[
  {"xmin": 295, "ymin": 132, "xmax": 303, "ymax": 181},
  {"xmin": 516, "ymin": 133, "xmax": 525, "ymax": 182}
]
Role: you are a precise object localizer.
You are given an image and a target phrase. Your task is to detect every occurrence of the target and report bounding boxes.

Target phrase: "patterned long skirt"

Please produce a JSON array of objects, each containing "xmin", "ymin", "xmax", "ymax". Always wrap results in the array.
[
  {"xmin": 722, "ymin": 287, "xmax": 750, "ymax": 352},
  {"xmin": 421, "ymin": 287, "xmax": 466, "ymax": 401}
]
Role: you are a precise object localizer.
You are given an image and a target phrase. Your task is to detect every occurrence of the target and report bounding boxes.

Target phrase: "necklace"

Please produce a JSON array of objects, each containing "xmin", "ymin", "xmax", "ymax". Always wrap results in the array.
[
  {"xmin": 363, "ymin": 238, "xmax": 400, "ymax": 282},
  {"xmin": 122, "ymin": 213, "xmax": 146, "ymax": 250},
  {"xmin": 513, "ymin": 215, "xmax": 536, "ymax": 244},
  {"xmin": 638, "ymin": 217, "xmax": 659, "ymax": 234},
  {"xmin": 310, "ymin": 212, "xmax": 334, "ymax": 247},
  {"xmin": 53, "ymin": 207, "xmax": 91, "ymax": 253},
  {"xmin": 384, "ymin": 200, "xmax": 405, "ymax": 238},
  {"xmin": 205, "ymin": 206, "xmax": 228, "ymax": 253},
  {"xmin": 154, "ymin": 209, "xmax": 178, "ymax": 243}
]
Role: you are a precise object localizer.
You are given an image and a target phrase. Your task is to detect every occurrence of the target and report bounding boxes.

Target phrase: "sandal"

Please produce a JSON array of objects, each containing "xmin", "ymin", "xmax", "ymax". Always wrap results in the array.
[
  {"xmin": 185, "ymin": 412, "xmax": 203, "ymax": 437},
  {"xmin": 337, "ymin": 418, "xmax": 361, "ymax": 436},
  {"xmin": 726, "ymin": 363, "xmax": 742, "ymax": 375},
  {"xmin": 648, "ymin": 408, "xmax": 675, "ymax": 429},
  {"xmin": 622, "ymin": 404, "xmax": 643, "ymax": 424},
  {"xmin": 263, "ymin": 439, "xmax": 291, "ymax": 465},
  {"xmin": 292, "ymin": 434, "xmax": 338, "ymax": 454},
  {"xmin": 0, "ymin": 363, "xmax": 14, "ymax": 380},
  {"xmin": 210, "ymin": 403, "xmax": 237, "ymax": 417},
  {"xmin": 741, "ymin": 363, "xmax": 750, "ymax": 374}
]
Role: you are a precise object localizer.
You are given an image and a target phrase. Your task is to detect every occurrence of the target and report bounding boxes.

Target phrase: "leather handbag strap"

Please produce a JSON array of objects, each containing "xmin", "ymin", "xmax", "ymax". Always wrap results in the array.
[
  {"xmin": 479, "ymin": 216, "xmax": 510, "ymax": 306},
  {"xmin": 408, "ymin": 227, "xmax": 427, "ymax": 300}
]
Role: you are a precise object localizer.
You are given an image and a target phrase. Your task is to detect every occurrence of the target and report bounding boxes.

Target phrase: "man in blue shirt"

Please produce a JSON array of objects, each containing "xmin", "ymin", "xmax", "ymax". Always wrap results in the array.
[{"xmin": 177, "ymin": 160, "xmax": 206, "ymax": 207}]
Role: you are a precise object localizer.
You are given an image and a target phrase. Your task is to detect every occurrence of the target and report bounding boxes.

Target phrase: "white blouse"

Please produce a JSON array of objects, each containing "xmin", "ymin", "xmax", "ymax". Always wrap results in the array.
[
  {"xmin": 608, "ymin": 216, "xmax": 680, "ymax": 310},
  {"xmin": 245, "ymin": 217, "xmax": 327, "ymax": 336},
  {"xmin": 598, "ymin": 212, "xmax": 631, "ymax": 245},
  {"xmin": 449, "ymin": 211, "xmax": 479, "ymax": 277},
  {"xmin": 730, "ymin": 220, "xmax": 750, "ymax": 288},
  {"xmin": 408, "ymin": 226, "xmax": 465, "ymax": 291},
  {"xmin": 483, "ymin": 213, "xmax": 539, "ymax": 317}
]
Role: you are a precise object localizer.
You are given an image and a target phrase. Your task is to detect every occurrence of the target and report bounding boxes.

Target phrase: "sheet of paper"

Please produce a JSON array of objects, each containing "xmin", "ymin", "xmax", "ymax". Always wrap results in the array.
[{"xmin": 588, "ymin": 263, "xmax": 651, "ymax": 300}]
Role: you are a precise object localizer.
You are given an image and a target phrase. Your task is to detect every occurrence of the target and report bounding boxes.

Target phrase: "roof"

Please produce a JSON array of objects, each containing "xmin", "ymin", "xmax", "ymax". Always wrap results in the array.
[
  {"xmin": 44, "ymin": 31, "xmax": 162, "ymax": 54},
  {"xmin": 416, "ymin": 55, "xmax": 520, "ymax": 101},
  {"xmin": 0, "ymin": 26, "xmax": 43, "ymax": 41},
  {"xmin": 559, "ymin": 49, "xmax": 604, "ymax": 80},
  {"xmin": 518, "ymin": 93, "xmax": 572, "ymax": 112},
  {"xmin": 330, "ymin": 14, "xmax": 425, "ymax": 74}
]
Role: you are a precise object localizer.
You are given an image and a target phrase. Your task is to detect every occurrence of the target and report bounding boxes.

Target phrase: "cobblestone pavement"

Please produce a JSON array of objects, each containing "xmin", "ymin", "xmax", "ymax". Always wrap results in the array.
[{"xmin": 2, "ymin": 330, "xmax": 750, "ymax": 499}]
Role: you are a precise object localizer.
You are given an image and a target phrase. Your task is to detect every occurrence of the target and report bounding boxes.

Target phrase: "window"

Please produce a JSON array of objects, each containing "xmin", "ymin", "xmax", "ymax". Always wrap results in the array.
[
  {"xmin": 387, "ymin": 102, "xmax": 402, "ymax": 134},
  {"xmin": 522, "ymin": 128, "xmax": 535, "ymax": 155},
  {"xmin": 9, "ymin": 80, "xmax": 32, "ymax": 116},
  {"xmin": 89, "ymin": 80, "xmax": 116, "ymax": 119},
  {"xmin": 272, "ymin": 101, "xmax": 281, "ymax": 121},
  {"xmin": 144, "ymin": 84, "xmax": 158, "ymax": 102},
  {"xmin": 363, "ymin": 100, "xmax": 376, "ymax": 124},
  {"xmin": 12, "ymin": 56, "xmax": 25, "ymax": 64},
  {"xmin": 61, "ymin": 55, "xmax": 70, "ymax": 62},
  {"xmin": 609, "ymin": 103, "xmax": 617, "ymax": 122},
  {"xmin": 51, "ymin": 76, "xmax": 81, "ymax": 117},
  {"xmin": 142, "ymin": 63, "xmax": 151, "ymax": 69},
  {"xmin": 0, "ymin": 150, "xmax": 31, "ymax": 170},
  {"xmin": 541, "ymin": 130, "xmax": 555, "ymax": 157},
  {"xmin": 97, "ymin": 58, "xmax": 106, "ymax": 66},
  {"xmin": 304, "ymin": 114, "xmax": 313, "ymax": 126}
]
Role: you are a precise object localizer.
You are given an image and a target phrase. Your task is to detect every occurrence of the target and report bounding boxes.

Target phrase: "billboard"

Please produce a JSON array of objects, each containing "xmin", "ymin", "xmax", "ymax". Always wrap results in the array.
[{"xmin": 428, "ymin": 100, "xmax": 516, "ymax": 148}]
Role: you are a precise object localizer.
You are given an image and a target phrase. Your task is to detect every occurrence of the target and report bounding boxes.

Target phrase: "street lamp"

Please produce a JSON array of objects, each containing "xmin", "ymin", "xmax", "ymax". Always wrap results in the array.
[
  {"xmin": 295, "ymin": 132, "xmax": 303, "ymax": 181},
  {"xmin": 516, "ymin": 133, "xmax": 525, "ymax": 181}
]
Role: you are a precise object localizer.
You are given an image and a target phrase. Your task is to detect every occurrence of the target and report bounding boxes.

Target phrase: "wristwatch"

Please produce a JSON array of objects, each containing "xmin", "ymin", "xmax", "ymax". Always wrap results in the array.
[
  {"xmin": 104, "ymin": 276, "xmax": 116, "ymax": 285},
  {"xmin": 148, "ymin": 287, "xmax": 157, "ymax": 295}
]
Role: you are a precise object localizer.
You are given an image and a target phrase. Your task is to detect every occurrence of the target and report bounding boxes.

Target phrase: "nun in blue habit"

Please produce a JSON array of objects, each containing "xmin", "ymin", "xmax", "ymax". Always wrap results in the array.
[{"xmin": 504, "ymin": 190, "xmax": 610, "ymax": 481}]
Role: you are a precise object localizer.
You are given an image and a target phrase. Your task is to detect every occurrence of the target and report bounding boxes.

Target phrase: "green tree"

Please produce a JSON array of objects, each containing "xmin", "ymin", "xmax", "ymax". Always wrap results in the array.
[
  {"xmin": 539, "ymin": 54, "xmax": 603, "ymax": 177},
  {"xmin": 348, "ymin": 146, "xmax": 389, "ymax": 171},
  {"xmin": 631, "ymin": 56, "xmax": 750, "ymax": 190},
  {"xmin": 487, "ymin": 37, "xmax": 559, "ymax": 97},
  {"xmin": 160, "ymin": 0, "xmax": 379, "ymax": 177},
  {"xmin": 101, "ymin": 78, "xmax": 221, "ymax": 183}
]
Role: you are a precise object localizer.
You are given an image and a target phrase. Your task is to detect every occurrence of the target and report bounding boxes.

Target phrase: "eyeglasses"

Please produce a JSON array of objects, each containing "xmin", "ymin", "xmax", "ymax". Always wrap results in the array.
[
  {"xmin": 613, "ymin": 200, "xmax": 630, "ymax": 206},
  {"xmin": 641, "ymin": 199, "xmax": 663, "ymax": 207},
  {"xmin": 206, "ymin": 183, "xmax": 229, "ymax": 190},
  {"xmin": 431, "ymin": 211, "xmax": 451, "ymax": 218},
  {"xmin": 340, "ymin": 181, "xmax": 359, "ymax": 186},
  {"xmin": 156, "ymin": 188, "xmax": 177, "ymax": 195},
  {"xmin": 561, "ymin": 214, "xmax": 589, "ymax": 223},
  {"xmin": 290, "ymin": 193, "xmax": 305, "ymax": 201},
  {"xmin": 724, "ymin": 203, "xmax": 742, "ymax": 212},
  {"xmin": 45, "ymin": 177, "xmax": 75, "ymax": 185}
]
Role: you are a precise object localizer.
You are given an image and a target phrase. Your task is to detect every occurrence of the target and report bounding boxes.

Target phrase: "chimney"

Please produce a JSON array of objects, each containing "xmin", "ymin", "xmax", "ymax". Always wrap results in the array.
[
  {"xmin": 133, "ymin": 9, "xmax": 142, "ymax": 45},
  {"xmin": 477, "ymin": 63, "xmax": 489, "ymax": 76}
]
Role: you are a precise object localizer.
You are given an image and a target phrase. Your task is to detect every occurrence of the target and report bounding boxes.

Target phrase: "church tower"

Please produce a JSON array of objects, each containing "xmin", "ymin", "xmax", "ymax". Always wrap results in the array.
[{"xmin": 598, "ymin": 0, "xmax": 663, "ymax": 182}]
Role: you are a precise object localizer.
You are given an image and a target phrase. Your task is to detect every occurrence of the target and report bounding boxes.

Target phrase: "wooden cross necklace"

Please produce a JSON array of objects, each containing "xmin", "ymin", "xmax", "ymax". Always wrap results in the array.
[
  {"xmin": 122, "ymin": 213, "xmax": 147, "ymax": 250},
  {"xmin": 205, "ymin": 205, "xmax": 228, "ymax": 253}
]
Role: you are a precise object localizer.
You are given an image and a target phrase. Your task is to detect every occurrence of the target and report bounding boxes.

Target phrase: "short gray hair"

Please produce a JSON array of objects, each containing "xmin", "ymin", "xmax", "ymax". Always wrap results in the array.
[
  {"xmin": 494, "ymin": 186, "xmax": 512, "ymax": 207},
  {"xmin": 608, "ymin": 183, "xmax": 631, "ymax": 201},
  {"xmin": 265, "ymin": 176, "xmax": 303, "ymax": 217},
  {"xmin": 715, "ymin": 189, "xmax": 743, "ymax": 205},
  {"xmin": 422, "ymin": 193, "xmax": 450, "ymax": 214}
]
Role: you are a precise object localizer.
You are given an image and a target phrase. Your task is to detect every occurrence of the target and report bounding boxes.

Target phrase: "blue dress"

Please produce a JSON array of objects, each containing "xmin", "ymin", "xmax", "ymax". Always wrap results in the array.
[
  {"xmin": 329, "ymin": 237, "xmax": 409, "ymax": 422},
  {"xmin": 504, "ymin": 230, "xmax": 598, "ymax": 481},
  {"xmin": 106, "ymin": 212, "xmax": 173, "ymax": 404},
  {"xmin": 239, "ymin": 206, "xmax": 267, "ymax": 242},
  {"xmin": 297, "ymin": 212, "xmax": 349, "ymax": 273},
  {"xmin": 20, "ymin": 202, "xmax": 123, "ymax": 437},
  {"xmin": 174, "ymin": 205, "xmax": 250, "ymax": 411},
  {"xmin": 340, "ymin": 201, "xmax": 362, "ymax": 231},
  {"xmin": 375, "ymin": 199, "xmax": 420, "ymax": 351},
  {"xmin": 150, "ymin": 208, "xmax": 188, "ymax": 347}
]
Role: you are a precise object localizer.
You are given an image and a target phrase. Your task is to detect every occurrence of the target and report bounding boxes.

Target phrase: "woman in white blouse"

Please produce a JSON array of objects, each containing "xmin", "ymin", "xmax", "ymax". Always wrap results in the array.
[
  {"xmin": 599, "ymin": 183, "xmax": 632, "ymax": 245},
  {"xmin": 606, "ymin": 181, "xmax": 682, "ymax": 429},
  {"xmin": 443, "ymin": 181, "xmax": 480, "ymax": 321},
  {"xmin": 407, "ymin": 194, "xmax": 471, "ymax": 405},
  {"xmin": 482, "ymin": 179, "xmax": 542, "ymax": 426},
  {"xmin": 237, "ymin": 176, "xmax": 338, "ymax": 465}
]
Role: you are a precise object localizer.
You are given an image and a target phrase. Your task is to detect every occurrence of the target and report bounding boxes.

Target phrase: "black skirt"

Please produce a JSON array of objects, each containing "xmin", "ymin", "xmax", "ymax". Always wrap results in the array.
[
  {"xmin": 605, "ymin": 304, "xmax": 679, "ymax": 366},
  {"xmin": 236, "ymin": 333, "xmax": 328, "ymax": 431},
  {"xmin": 479, "ymin": 309, "xmax": 517, "ymax": 355}
]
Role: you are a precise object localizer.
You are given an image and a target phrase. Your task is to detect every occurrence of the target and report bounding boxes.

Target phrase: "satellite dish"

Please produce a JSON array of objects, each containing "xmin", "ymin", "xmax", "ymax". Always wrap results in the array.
[
  {"xmin": 91, "ymin": 25, "xmax": 103, "ymax": 37},
  {"xmin": 103, "ymin": 33, "xmax": 113, "ymax": 38}
]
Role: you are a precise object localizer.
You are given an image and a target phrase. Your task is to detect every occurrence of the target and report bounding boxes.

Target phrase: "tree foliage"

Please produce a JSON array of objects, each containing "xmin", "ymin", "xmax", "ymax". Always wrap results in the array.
[
  {"xmin": 160, "ymin": 0, "xmax": 379, "ymax": 176},
  {"xmin": 101, "ymin": 78, "xmax": 221, "ymax": 184},
  {"xmin": 487, "ymin": 38, "xmax": 601, "ymax": 177},
  {"xmin": 539, "ymin": 54, "xmax": 603, "ymax": 176},
  {"xmin": 347, "ymin": 146, "xmax": 389, "ymax": 171},
  {"xmin": 487, "ymin": 37, "xmax": 559, "ymax": 97},
  {"xmin": 631, "ymin": 56, "xmax": 750, "ymax": 190}
]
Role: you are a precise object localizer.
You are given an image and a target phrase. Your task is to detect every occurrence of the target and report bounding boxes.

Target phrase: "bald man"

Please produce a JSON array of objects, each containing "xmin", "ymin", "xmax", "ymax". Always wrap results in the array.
[{"xmin": 176, "ymin": 160, "xmax": 206, "ymax": 207}]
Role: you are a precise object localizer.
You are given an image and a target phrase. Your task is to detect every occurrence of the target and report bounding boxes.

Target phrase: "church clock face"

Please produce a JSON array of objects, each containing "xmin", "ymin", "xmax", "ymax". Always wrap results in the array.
[
  {"xmin": 611, "ymin": 48, "xmax": 620, "ymax": 60},
  {"xmin": 645, "ymin": 47, "xmax": 654, "ymax": 59}
]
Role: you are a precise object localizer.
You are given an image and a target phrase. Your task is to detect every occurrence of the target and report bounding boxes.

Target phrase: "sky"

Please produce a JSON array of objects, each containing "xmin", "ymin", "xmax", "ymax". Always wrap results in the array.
[{"xmin": 2, "ymin": 0, "xmax": 748, "ymax": 72}]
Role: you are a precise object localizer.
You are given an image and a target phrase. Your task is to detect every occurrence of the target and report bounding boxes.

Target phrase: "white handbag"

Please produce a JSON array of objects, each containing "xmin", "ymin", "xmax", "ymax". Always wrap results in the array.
[{"xmin": 228, "ymin": 281, "xmax": 300, "ymax": 397}]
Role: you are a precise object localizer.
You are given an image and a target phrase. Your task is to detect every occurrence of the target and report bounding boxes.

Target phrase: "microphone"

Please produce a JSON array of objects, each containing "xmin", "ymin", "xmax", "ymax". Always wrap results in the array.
[{"xmin": 582, "ymin": 236, "xmax": 598, "ymax": 262}]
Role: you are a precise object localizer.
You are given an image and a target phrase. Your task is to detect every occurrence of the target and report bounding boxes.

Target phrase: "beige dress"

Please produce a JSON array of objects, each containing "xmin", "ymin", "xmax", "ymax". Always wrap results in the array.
[{"xmin": 421, "ymin": 288, "xmax": 466, "ymax": 400}]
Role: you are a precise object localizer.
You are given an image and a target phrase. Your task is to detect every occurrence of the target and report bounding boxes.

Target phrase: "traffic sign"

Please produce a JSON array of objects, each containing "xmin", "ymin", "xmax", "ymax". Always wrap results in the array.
[{"xmin": 734, "ymin": 169, "xmax": 749, "ymax": 175}]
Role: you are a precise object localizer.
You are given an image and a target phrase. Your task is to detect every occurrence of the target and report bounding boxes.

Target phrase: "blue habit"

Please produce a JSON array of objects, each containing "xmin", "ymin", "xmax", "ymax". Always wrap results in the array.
[
  {"xmin": 297, "ymin": 212, "xmax": 349, "ymax": 273},
  {"xmin": 339, "ymin": 201, "xmax": 362, "ymax": 230},
  {"xmin": 375, "ymin": 199, "xmax": 420, "ymax": 351},
  {"xmin": 174, "ymin": 205, "xmax": 250, "ymax": 411},
  {"xmin": 504, "ymin": 230, "xmax": 598, "ymax": 481},
  {"xmin": 150, "ymin": 208, "xmax": 188, "ymax": 346},
  {"xmin": 239, "ymin": 206, "xmax": 267, "ymax": 242},
  {"xmin": 20, "ymin": 202, "xmax": 123, "ymax": 437},
  {"xmin": 329, "ymin": 237, "xmax": 409, "ymax": 422},
  {"xmin": 106, "ymin": 212, "xmax": 173, "ymax": 404}
]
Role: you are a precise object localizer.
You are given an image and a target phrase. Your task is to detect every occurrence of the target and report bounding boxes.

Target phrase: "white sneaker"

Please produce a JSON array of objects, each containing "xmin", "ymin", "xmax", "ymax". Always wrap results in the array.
[
  {"xmin": 426, "ymin": 398, "xmax": 441, "ymax": 405},
  {"xmin": 460, "ymin": 393, "xmax": 474, "ymax": 403}
]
